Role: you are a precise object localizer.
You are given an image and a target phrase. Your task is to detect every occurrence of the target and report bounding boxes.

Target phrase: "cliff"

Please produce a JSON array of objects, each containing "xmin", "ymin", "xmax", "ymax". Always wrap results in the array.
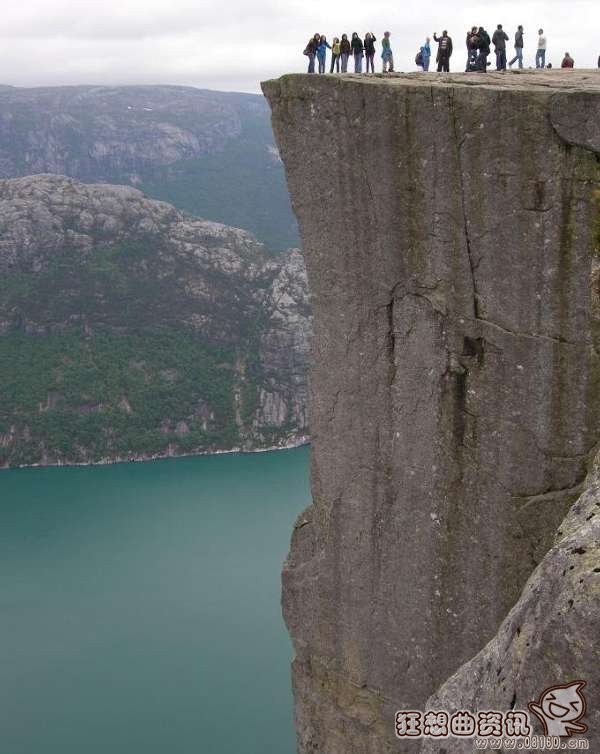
[
  {"xmin": 0, "ymin": 174, "xmax": 310, "ymax": 467},
  {"xmin": 263, "ymin": 71, "xmax": 600, "ymax": 752},
  {"xmin": 0, "ymin": 85, "xmax": 298, "ymax": 249}
]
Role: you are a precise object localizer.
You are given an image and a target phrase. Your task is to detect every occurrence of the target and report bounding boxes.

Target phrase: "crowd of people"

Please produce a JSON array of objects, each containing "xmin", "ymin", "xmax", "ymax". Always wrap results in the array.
[{"xmin": 303, "ymin": 26, "xmax": 582, "ymax": 74}]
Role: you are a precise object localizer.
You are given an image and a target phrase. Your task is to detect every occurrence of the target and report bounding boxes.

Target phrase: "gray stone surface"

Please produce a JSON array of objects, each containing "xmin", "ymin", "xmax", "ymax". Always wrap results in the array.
[
  {"xmin": 262, "ymin": 71, "xmax": 600, "ymax": 752},
  {"xmin": 420, "ymin": 457, "xmax": 600, "ymax": 752}
]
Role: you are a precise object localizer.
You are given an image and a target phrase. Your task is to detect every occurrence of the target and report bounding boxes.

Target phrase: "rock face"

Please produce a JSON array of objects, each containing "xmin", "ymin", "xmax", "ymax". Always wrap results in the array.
[
  {"xmin": 0, "ymin": 174, "xmax": 310, "ymax": 467},
  {"xmin": 420, "ymin": 454, "xmax": 600, "ymax": 752},
  {"xmin": 0, "ymin": 85, "xmax": 298, "ymax": 249},
  {"xmin": 263, "ymin": 71, "xmax": 600, "ymax": 752}
]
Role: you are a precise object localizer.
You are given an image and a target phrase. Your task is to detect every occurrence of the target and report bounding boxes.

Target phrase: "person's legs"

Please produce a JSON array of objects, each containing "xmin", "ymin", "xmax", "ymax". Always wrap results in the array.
[
  {"xmin": 518, "ymin": 48, "xmax": 523, "ymax": 68},
  {"xmin": 540, "ymin": 49, "xmax": 546, "ymax": 67},
  {"xmin": 423, "ymin": 57, "xmax": 430, "ymax": 71},
  {"xmin": 308, "ymin": 53, "xmax": 315, "ymax": 73},
  {"xmin": 500, "ymin": 50, "xmax": 506, "ymax": 69},
  {"xmin": 341, "ymin": 53, "xmax": 348, "ymax": 72}
]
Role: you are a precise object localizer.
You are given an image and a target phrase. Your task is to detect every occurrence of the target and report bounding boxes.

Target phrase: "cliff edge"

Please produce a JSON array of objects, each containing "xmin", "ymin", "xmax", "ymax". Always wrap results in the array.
[{"xmin": 262, "ymin": 71, "xmax": 600, "ymax": 752}]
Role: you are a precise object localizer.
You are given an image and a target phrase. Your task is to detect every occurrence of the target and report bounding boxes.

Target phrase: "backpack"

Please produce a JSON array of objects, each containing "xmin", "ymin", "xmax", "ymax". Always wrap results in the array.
[{"xmin": 415, "ymin": 50, "xmax": 423, "ymax": 66}]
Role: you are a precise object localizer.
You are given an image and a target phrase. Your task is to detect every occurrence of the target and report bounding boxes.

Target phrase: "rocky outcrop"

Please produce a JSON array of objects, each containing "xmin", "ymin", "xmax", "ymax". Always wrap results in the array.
[
  {"xmin": 0, "ymin": 85, "xmax": 298, "ymax": 249},
  {"xmin": 263, "ymin": 71, "xmax": 600, "ymax": 752},
  {"xmin": 420, "ymin": 454, "xmax": 600, "ymax": 752},
  {"xmin": 0, "ymin": 174, "xmax": 310, "ymax": 467}
]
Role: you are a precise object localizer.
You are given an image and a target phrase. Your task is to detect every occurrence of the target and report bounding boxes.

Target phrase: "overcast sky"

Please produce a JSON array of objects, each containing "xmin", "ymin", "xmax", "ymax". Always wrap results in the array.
[{"xmin": 0, "ymin": 0, "xmax": 598, "ymax": 93}]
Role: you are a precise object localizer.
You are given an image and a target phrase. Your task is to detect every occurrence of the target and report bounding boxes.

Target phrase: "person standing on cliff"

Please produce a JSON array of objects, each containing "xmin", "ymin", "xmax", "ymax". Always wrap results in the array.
[
  {"xmin": 434, "ymin": 30, "xmax": 453, "ymax": 72},
  {"xmin": 351, "ymin": 32, "xmax": 364, "ymax": 73},
  {"xmin": 465, "ymin": 26, "xmax": 479, "ymax": 71},
  {"xmin": 364, "ymin": 32, "xmax": 376, "ymax": 73},
  {"xmin": 509, "ymin": 25, "xmax": 524, "ymax": 68},
  {"xmin": 420, "ymin": 37, "xmax": 432, "ymax": 71},
  {"xmin": 330, "ymin": 37, "xmax": 341, "ymax": 73},
  {"xmin": 476, "ymin": 26, "xmax": 491, "ymax": 71},
  {"xmin": 381, "ymin": 31, "xmax": 394, "ymax": 72},
  {"xmin": 536, "ymin": 29, "xmax": 547, "ymax": 68},
  {"xmin": 316, "ymin": 35, "xmax": 331, "ymax": 74},
  {"xmin": 303, "ymin": 33, "xmax": 320, "ymax": 73},
  {"xmin": 339, "ymin": 34, "xmax": 351, "ymax": 72},
  {"xmin": 492, "ymin": 24, "xmax": 509, "ymax": 70}
]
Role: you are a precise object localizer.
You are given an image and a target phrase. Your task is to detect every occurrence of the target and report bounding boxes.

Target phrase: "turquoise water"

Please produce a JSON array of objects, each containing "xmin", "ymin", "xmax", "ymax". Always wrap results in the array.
[{"xmin": 0, "ymin": 446, "xmax": 310, "ymax": 754}]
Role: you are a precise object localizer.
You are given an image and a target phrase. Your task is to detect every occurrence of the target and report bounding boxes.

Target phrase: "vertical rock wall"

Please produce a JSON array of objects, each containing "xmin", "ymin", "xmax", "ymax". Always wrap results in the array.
[{"xmin": 263, "ymin": 72, "xmax": 600, "ymax": 753}]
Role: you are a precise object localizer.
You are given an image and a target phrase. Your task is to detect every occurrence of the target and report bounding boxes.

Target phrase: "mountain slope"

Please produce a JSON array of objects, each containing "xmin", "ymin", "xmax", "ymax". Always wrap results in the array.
[
  {"xmin": 0, "ymin": 174, "xmax": 310, "ymax": 468},
  {"xmin": 0, "ymin": 85, "xmax": 298, "ymax": 250}
]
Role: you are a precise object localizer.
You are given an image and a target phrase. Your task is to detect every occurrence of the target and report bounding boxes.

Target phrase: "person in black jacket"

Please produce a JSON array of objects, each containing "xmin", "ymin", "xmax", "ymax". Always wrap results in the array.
[
  {"xmin": 364, "ymin": 32, "xmax": 376, "ymax": 73},
  {"xmin": 476, "ymin": 26, "xmax": 491, "ymax": 71},
  {"xmin": 351, "ymin": 32, "xmax": 364, "ymax": 73},
  {"xmin": 434, "ymin": 30, "xmax": 453, "ymax": 72},
  {"xmin": 492, "ymin": 24, "xmax": 509, "ymax": 70}
]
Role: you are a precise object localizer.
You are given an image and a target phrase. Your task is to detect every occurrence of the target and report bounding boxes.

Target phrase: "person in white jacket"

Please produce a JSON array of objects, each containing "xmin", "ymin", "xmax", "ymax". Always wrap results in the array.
[{"xmin": 536, "ymin": 29, "xmax": 547, "ymax": 68}]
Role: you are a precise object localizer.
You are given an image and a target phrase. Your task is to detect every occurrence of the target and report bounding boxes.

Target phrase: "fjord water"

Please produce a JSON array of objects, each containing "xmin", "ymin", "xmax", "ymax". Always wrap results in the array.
[{"xmin": 0, "ymin": 446, "xmax": 309, "ymax": 754}]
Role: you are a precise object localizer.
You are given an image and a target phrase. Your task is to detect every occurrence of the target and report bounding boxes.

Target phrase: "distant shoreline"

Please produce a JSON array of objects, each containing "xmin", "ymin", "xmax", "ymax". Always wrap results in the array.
[{"xmin": 2, "ymin": 435, "xmax": 310, "ymax": 472}]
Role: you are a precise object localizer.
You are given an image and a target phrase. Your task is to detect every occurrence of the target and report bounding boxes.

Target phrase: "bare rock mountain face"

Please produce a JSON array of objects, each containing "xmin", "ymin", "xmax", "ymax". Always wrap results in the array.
[
  {"xmin": 0, "ymin": 85, "xmax": 298, "ymax": 250},
  {"xmin": 263, "ymin": 71, "xmax": 600, "ymax": 752},
  {"xmin": 0, "ymin": 174, "xmax": 310, "ymax": 467}
]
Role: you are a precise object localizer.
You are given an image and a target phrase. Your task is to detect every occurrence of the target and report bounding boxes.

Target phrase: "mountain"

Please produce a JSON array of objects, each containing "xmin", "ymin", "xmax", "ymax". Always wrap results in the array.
[
  {"xmin": 0, "ymin": 174, "xmax": 310, "ymax": 468},
  {"xmin": 0, "ymin": 84, "xmax": 298, "ymax": 251}
]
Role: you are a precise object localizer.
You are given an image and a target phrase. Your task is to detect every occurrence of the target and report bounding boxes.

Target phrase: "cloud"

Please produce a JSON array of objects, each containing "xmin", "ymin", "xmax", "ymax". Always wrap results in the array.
[{"xmin": 0, "ymin": 0, "xmax": 597, "ymax": 92}]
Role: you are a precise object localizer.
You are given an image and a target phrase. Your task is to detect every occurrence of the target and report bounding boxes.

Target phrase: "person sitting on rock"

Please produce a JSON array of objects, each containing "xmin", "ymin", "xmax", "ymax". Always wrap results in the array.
[
  {"xmin": 561, "ymin": 52, "xmax": 574, "ymax": 68},
  {"xmin": 351, "ymin": 32, "xmax": 364, "ymax": 73},
  {"xmin": 381, "ymin": 31, "xmax": 394, "ymax": 72},
  {"xmin": 434, "ymin": 30, "xmax": 453, "ymax": 72}
]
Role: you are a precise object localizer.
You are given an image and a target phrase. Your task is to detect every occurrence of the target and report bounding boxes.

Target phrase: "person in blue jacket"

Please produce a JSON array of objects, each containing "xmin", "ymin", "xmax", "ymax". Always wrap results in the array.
[
  {"xmin": 420, "ymin": 37, "xmax": 432, "ymax": 70},
  {"xmin": 316, "ymin": 35, "xmax": 331, "ymax": 74}
]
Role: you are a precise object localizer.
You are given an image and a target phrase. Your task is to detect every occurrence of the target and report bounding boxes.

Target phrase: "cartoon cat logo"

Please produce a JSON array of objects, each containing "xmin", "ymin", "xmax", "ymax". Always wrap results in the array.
[{"xmin": 528, "ymin": 680, "xmax": 588, "ymax": 737}]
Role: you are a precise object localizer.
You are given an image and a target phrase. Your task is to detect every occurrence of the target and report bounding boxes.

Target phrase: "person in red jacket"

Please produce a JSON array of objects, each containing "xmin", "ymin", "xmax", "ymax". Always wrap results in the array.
[{"xmin": 561, "ymin": 52, "xmax": 574, "ymax": 68}]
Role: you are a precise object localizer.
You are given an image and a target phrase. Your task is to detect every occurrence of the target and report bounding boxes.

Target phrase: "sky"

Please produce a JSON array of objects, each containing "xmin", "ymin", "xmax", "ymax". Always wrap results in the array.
[{"xmin": 0, "ymin": 0, "xmax": 598, "ymax": 93}]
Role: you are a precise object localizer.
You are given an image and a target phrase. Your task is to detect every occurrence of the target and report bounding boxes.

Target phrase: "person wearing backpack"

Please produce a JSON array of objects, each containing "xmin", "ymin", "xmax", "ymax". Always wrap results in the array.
[
  {"xmin": 492, "ymin": 24, "xmax": 509, "ymax": 70},
  {"xmin": 364, "ymin": 32, "xmax": 376, "ymax": 73},
  {"xmin": 303, "ymin": 33, "xmax": 320, "ymax": 73},
  {"xmin": 351, "ymin": 32, "xmax": 364, "ymax": 73},
  {"xmin": 340, "ymin": 34, "xmax": 351, "ymax": 73},
  {"xmin": 417, "ymin": 37, "xmax": 431, "ymax": 70},
  {"xmin": 381, "ymin": 31, "xmax": 394, "ymax": 72},
  {"xmin": 330, "ymin": 37, "xmax": 341, "ymax": 73},
  {"xmin": 434, "ymin": 30, "xmax": 453, "ymax": 72}
]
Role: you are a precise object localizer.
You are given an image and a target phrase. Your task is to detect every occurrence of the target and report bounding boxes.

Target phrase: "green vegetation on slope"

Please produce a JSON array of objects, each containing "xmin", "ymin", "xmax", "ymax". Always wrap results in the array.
[
  {"xmin": 0, "ymin": 329, "xmax": 238, "ymax": 467},
  {"xmin": 139, "ymin": 108, "xmax": 298, "ymax": 251}
]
